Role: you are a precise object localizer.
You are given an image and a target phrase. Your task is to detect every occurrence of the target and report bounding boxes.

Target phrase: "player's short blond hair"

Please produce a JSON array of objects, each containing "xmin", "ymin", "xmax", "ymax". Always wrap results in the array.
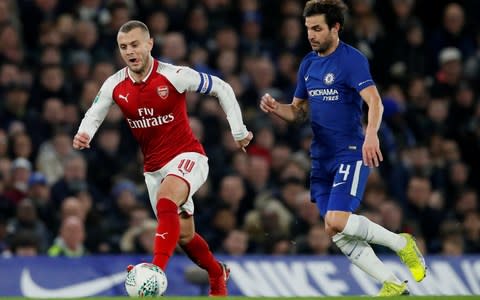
[{"xmin": 118, "ymin": 20, "xmax": 150, "ymax": 36}]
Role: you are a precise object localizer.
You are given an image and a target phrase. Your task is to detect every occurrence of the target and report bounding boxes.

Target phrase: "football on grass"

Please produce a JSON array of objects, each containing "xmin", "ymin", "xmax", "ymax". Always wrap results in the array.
[{"xmin": 125, "ymin": 263, "xmax": 168, "ymax": 297}]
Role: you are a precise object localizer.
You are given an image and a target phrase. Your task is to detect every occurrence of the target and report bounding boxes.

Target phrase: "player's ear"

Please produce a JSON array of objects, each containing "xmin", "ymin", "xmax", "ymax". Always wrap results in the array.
[
  {"xmin": 148, "ymin": 37, "xmax": 154, "ymax": 50},
  {"xmin": 332, "ymin": 23, "xmax": 340, "ymax": 33}
]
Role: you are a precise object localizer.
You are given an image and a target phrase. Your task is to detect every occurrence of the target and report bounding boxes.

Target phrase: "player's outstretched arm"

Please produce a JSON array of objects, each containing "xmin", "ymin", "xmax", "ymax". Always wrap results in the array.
[
  {"xmin": 360, "ymin": 85, "xmax": 384, "ymax": 167},
  {"xmin": 260, "ymin": 93, "xmax": 308, "ymax": 123},
  {"xmin": 74, "ymin": 76, "xmax": 116, "ymax": 150}
]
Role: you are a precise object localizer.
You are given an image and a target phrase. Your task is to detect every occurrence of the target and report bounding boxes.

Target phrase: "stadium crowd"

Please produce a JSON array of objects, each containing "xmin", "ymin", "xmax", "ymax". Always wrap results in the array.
[{"xmin": 0, "ymin": 0, "xmax": 479, "ymax": 258}]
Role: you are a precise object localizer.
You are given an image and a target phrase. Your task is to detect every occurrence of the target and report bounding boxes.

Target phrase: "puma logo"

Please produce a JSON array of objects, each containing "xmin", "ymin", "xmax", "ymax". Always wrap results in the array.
[
  {"xmin": 119, "ymin": 93, "xmax": 129, "ymax": 102},
  {"xmin": 155, "ymin": 232, "xmax": 168, "ymax": 239}
]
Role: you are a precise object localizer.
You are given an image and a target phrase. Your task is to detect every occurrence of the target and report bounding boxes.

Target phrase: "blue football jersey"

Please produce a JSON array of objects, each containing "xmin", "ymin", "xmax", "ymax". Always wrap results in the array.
[{"xmin": 294, "ymin": 41, "xmax": 375, "ymax": 160}]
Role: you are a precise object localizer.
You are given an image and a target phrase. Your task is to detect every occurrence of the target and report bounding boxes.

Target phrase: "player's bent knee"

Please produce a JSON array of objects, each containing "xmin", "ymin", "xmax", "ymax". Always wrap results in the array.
[
  {"xmin": 325, "ymin": 225, "xmax": 337, "ymax": 238},
  {"xmin": 324, "ymin": 215, "xmax": 346, "ymax": 234}
]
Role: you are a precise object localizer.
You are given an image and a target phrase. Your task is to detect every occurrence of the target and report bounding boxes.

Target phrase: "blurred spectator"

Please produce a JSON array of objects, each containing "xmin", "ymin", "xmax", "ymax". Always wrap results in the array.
[
  {"xmin": 450, "ymin": 82, "xmax": 476, "ymax": 131},
  {"xmin": 99, "ymin": 1, "xmax": 131, "ymax": 51},
  {"xmin": 217, "ymin": 174, "xmax": 250, "ymax": 226},
  {"xmin": 59, "ymin": 196, "xmax": 86, "ymax": 229},
  {"xmin": 278, "ymin": 158, "xmax": 308, "ymax": 184},
  {"xmin": 290, "ymin": 190, "xmax": 320, "ymax": 237},
  {"xmin": 269, "ymin": 143, "xmax": 292, "ymax": 178},
  {"xmin": 245, "ymin": 155, "xmax": 270, "ymax": 194},
  {"xmin": 69, "ymin": 51, "xmax": 92, "ymax": 94},
  {"xmin": 0, "ymin": 83, "xmax": 31, "ymax": 130},
  {"xmin": 160, "ymin": 32, "xmax": 188, "ymax": 64},
  {"xmin": 242, "ymin": 57, "xmax": 278, "ymax": 110},
  {"xmin": 0, "ymin": 23, "xmax": 24, "ymax": 64},
  {"xmin": 75, "ymin": 0, "xmax": 104, "ymax": 22},
  {"xmin": 36, "ymin": 130, "xmax": 74, "ymax": 184},
  {"xmin": 379, "ymin": 200, "xmax": 415, "ymax": 235},
  {"xmin": 405, "ymin": 176, "xmax": 445, "ymax": 251},
  {"xmin": 76, "ymin": 189, "xmax": 110, "ymax": 253},
  {"xmin": 6, "ymin": 198, "xmax": 50, "ymax": 253},
  {"xmin": 439, "ymin": 220, "xmax": 465, "ymax": 256},
  {"xmin": 463, "ymin": 211, "xmax": 480, "ymax": 253},
  {"xmin": 78, "ymin": 80, "xmax": 100, "ymax": 113},
  {"xmin": 432, "ymin": 47, "xmax": 464, "ymax": 97},
  {"xmin": 0, "ymin": 129, "xmax": 8, "ymax": 159},
  {"xmin": 205, "ymin": 205, "xmax": 238, "ymax": 251},
  {"xmin": 0, "ymin": 218, "xmax": 9, "ymax": 255},
  {"xmin": 345, "ymin": 11, "xmax": 387, "ymax": 82},
  {"xmin": 10, "ymin": 229, "xmax": 40, "ymax": 256},
  {"xmin": 267, "ymin": 236, "xmax": 294, "ymax": 255},
  {"xmin": 0, "ymin": 62, "xmax": 21, "ymax": 96},
  {"xmin": 33, "ymin": 97, "xmax": 65, "ymax": 144},
  {"xmin": 105, "ymin": 179, "xmax": 141, "ymax": 250},
  {"xmin": 70, "ymin": 20, "xmax": 103, "ymax": 60},
  {"xmin": 32, "ymin": 64, "xmax": 69, "ymax": 110},
  {"xmin": 445, "ymin": 161, "xmax": 471, "ymax": 203},
  {"xmin": 296, "ymin": 223, "xmax": 332, "ymax": 255},
  {"xmin": 220, "ymin": 229, "xmax": 250, "ymax": 256},
  {"xmin": 146, "ymin": 10, "xmax": 169, "ymax": 49},
  {"xmin": 11, "ymin": 132, "xmax": 33, "ymax": 160},
  {"xmin": 212, "ymin": 26, "xmax": 239, "ymax": 53},
  {"xmin": 39, "ymin": 45, "xmax": 62, "ymax": 66},
  {"xmin": 244, "ymin": 200, "xmax": 292, "ymax": 252},
  {"xmin": 91, "ymin": 60, "xmax": 115, "ymax": 85},
  {"xmin": 87, "ymin": 123, "xmax": 124, "ymax": 194},
  {"xmin": 0, "ymin": 158, "xmax": 12, "ymax": 192},
  {"xmin": 48, "ymin": 215, "xmax": 87, "ymax": 257},
  {"xmin": 185, "ymin": 5, "xmax": 209, "ymax": 49},
  {"xmin": 50, "ymin": 152, "xmax": 103, "ymax": 209},
  {"xmin": 363, "ymin": 184, "xmax": 388, "ymax": 209},
  {"xmin": 215, "ymin": 50, "xmax": 238, "ymax": 78},
  {"xmin": 275, "ymin": 177, "xmax": 306, "ymax": 213},
  {"xmin": 27, "ymin": 172, "xmax": 55, "ymax": 229},
  {"xmin": 453, "ymin": 189, "xmax": 478, "ymax": 220},
  {"xmin": 275, "ymin": 16, "xmax": 307, "ymax": 58},
  {"xmin": 3, "ymin": 157, "xmax": 32, "ymax": 205},
  {"xmin": 120, "ymin": 219, "xmax": 157, "ymax": 254},
  {"xmin": 429, "ymin": 3, "xmax": 476, "ymax": 70},
  {"xmin": 112, "ymin": 205, "xmax": 150, "ymax": 253}
]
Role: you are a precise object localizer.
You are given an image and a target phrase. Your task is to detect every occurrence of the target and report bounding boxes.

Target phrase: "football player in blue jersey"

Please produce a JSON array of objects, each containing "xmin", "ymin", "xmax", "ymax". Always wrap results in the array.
[{"xmin": 260, "ymin": 0, "xmax": 426, "ymax": 296}]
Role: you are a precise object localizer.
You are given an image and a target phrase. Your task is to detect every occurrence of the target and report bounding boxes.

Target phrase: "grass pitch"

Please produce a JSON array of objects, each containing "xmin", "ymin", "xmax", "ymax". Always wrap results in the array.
[{"xmin": 1, "ymin": 297, "xmax": 479, "ymax": 300}]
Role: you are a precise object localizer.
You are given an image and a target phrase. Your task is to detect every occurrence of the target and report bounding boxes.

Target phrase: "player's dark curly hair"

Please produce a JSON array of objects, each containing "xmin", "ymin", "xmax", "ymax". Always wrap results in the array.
[{"xmin": 303, "ymin": 0, "xmax": 348, "ymax": 31}]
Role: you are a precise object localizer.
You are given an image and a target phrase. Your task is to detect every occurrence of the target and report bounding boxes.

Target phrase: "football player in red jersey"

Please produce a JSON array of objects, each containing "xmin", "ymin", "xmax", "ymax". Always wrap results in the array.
[{"xmin": 73, "ymin": 20, "xmax": 253, "ymax": 296}]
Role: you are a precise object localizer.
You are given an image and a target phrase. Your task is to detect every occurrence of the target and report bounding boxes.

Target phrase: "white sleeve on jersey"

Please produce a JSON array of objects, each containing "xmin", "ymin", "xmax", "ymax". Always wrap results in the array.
[
  {"xmin": 77, "ymin": 77, "xmax": 115, "ymax": 139},
  {"xmin": 165, "ymin": 65, "xmax": 249, "ymax": 141}
]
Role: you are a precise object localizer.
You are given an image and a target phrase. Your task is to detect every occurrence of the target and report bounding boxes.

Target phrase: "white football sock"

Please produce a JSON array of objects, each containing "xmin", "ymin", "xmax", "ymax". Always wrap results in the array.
[
  {"xmin": 333, "ymin": 233, "xmax": 401, "ymax": 284},
  {"xmin": 341, "ymin": 214, "xmax": 406, "ymax": 252}
]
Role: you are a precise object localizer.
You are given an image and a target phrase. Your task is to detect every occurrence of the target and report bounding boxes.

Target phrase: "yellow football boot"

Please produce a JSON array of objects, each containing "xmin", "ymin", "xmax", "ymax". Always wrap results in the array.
[
  {"xmin": 397, "ymin": 233, "xmax": 427, "ymax": 282},
  {"xmin": 377, "ymin": 280, "xmax": 410, "ymax": 296}
]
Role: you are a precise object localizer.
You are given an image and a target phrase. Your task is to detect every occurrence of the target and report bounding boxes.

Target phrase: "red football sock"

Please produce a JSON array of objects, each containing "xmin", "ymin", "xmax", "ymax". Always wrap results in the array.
[
  {"xmin": 181, "ymin": 233, "xmax": 222, "ymax": 277},
  {"xmin": 152, "ymin": 198, "xmax": 180, "ymax": 270}
]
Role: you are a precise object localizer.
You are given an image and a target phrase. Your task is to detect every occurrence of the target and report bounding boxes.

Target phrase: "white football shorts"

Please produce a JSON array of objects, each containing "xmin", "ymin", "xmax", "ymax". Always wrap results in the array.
[{"xmin": 143, "ymin": 152, "xmax": 209, "ymax": 216}]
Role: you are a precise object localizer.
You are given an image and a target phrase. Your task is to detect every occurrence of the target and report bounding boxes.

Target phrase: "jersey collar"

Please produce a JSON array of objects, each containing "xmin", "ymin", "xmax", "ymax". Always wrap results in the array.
[{"xmin": 127, "ymin": 56, "xmax": 155, "ymax": 83}]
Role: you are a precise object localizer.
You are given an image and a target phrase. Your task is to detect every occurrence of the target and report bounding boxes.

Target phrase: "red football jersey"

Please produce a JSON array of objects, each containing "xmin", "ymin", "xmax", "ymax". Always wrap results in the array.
[{"xmin": 80, "ymin": 59, "xmax": 205, "ymax": 172}]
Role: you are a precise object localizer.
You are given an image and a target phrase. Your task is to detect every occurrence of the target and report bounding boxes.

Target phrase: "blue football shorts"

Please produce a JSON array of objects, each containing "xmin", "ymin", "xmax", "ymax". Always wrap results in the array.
[{"xmin": 310, "ymin": 157, "xmax": 370, "ymax": 217}]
